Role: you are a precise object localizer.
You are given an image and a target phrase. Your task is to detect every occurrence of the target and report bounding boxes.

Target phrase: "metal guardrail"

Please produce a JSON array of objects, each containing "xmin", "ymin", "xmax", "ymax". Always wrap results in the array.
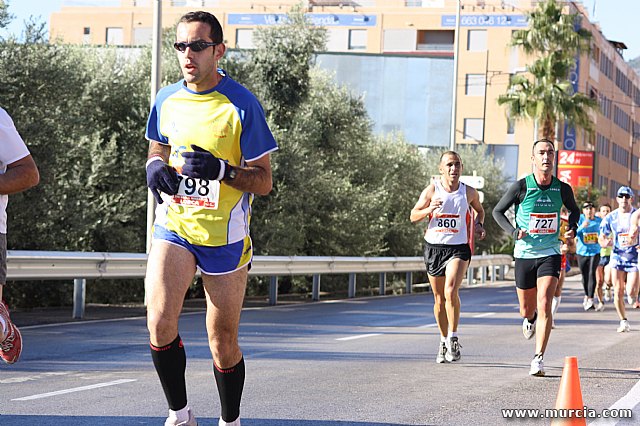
[{"xmin": 6, "ymin": 251, "xmax": 512, "ymax": 318}]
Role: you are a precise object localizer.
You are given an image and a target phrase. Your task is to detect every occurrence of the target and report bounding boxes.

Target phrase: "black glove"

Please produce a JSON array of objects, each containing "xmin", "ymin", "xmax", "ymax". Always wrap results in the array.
[
  {"xmin": 181, "ymin": 145, "xmax": 226, "ymax": 181},
  {"xmin": 146, "ymin": 157, "xmax": 179, "ymax": 204}
]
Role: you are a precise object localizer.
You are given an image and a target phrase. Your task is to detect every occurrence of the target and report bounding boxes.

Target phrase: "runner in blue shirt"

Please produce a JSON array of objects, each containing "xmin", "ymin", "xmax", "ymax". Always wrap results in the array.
[{"xmin": 599, "ymin": 186, "xmax": 636, "ymax": 333}]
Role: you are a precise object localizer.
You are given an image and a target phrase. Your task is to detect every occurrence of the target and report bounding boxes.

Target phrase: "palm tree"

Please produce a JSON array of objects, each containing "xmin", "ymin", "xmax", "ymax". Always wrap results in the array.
[{"xmin": 497, "ymin": 0, "xmax": 598, "ymax": 140}]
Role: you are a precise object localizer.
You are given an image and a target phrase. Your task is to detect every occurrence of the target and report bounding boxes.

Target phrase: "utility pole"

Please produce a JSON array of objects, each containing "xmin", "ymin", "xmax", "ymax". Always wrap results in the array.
[
  {"xmin": 147, "ymin": 0, "xmax": 162, "ymax": 254},
  {"xmin": 449, "ymin": 0, "xmax": 461, "ymax": 151}
]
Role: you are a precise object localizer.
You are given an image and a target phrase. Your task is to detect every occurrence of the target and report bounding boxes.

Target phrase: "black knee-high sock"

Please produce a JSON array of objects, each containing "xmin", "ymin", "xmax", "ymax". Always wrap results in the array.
[
  {"xmin": 150, "ymin": 335, "xmax": 187, "ymax": 411},
  {"xmin": 213, "ymin": 357, "xmax": 245, "ymax": 422}
]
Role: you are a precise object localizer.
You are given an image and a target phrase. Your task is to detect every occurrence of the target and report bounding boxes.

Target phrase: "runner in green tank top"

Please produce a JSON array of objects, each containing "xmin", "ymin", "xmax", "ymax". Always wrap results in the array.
[
  {"xmin": 493, "ymin": 139, "xmax": 580, "ymax": 377},
  {"xmin": 514, "ymin": 174, "xmax": 565, "ymax": 258}
]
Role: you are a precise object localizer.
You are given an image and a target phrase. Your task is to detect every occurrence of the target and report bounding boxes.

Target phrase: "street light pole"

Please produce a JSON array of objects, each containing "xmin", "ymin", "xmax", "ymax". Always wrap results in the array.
[
  {"xmin": 481, "ymin": 49, "xmax": 489, "ymax": 144},
  {"xmin": 147, "ymin": 0, "xmax": 162, "ymax": 254},
  {"xmin": 449, "ymin": 0, "xmax": 461, "ymax": 151}
]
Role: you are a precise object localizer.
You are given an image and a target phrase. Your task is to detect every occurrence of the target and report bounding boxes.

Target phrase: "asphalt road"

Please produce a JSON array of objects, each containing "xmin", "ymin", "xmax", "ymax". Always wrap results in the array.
[{"xmin": 1, "ymin": 275, "xmax": 639, "ymax": 425}]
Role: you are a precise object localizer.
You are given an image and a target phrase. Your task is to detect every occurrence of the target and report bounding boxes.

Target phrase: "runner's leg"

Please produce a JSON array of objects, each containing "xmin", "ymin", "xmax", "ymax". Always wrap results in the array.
[{"xmin": 534, "ymin": 276, "xmax": 557, "ymax": 355}]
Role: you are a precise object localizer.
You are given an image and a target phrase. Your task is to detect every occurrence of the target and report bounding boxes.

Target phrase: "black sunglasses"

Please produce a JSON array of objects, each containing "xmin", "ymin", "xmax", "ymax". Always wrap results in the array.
[
  {"xmin": 173, "ymin": 41, "xmax": 218, "ymax": 53},
  {"xmin": 618, "ymin": 194, "xmax": 631, "ymax": 199}
]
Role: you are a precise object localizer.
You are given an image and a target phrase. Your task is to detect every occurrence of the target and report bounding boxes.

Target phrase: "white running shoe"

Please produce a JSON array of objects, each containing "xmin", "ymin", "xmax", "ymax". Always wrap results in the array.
[
  {"xmin": 436, "ymin": 341, "xmax": 448, "ymax": 364},
  {"xmin": 617, "ymin": 319, "xmax": 631, "ymax": 333},
  {"xmin": 445, "ymin": 336, "xmax": 461, "ymax": 362},
  {"xmin": 522, "ymin": 317, "xmax": 536, "ymax": 340},
  {"xmin": 165, "ymin": 408, "xmax": 197, "ymax": 426},
  {"xmin": 627, "ymin": 295, "xmax": 634, "ymax": 306},
  {"xmin": 584, "ymin": 299, "xmax": 594, "ymax": 311},
  {"xmin": 604, "ymin": 287, "xmax": 611, "ymax": 302},
  {"xmin": 219, "ymin": 418, "xmax": 241, "ymax": 426},
  {"xmin": 595, "ymin": 302, "xmax": 605, "ymax": 312},
  {"xmin": 529, "ymin": 354, "xmax": 545, "ymax": 377}
]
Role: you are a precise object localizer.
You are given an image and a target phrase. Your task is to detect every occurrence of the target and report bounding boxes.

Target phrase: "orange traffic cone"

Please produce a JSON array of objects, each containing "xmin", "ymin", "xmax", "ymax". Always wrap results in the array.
[{"xmin": 551, "ymin": 356, "xmax": 586, "ymax": 425}]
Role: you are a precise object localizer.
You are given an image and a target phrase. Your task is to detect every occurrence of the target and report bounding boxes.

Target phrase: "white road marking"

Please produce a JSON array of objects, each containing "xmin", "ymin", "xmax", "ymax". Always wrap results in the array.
[
  {"xmin": 473, "ymin": 312, "xmax": 495, "ymax": 318},
  {"xmin": 590, "ymin": 379, "xmax": 640, "ymax": 426},
  {"xmin": 418, "ymin": 323, "xmax": 439, "ymax": 328},
  {"xmin": 11, "ymin": 379, "xmax": 137, "ymax": 401},
  {"xmin": 336, "ymin": 333, "xmax": 382, "ymax": 341},
  {"xmin": 0, "ymin": 371, "xmax": 70, "ymax": 384}
]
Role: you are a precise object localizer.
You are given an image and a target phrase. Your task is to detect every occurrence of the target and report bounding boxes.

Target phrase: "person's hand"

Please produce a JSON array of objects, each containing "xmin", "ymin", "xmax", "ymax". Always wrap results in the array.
[
  {"xmin": 560, "ymin": 243, "xmax": 569, "ymax": 254},
  {"xmin": 564, "ymin": 229, "xmax": 575, "ymax": 240},
  {"xmin": 475, "ymin": 222, "xmax": 486, "ymax": 240},
  {"xmin": 428, "ymin": 197, "xmax": 443, "ymax": 214},
  {"xmin": 181, "ymin": 145, "xmax": 226, "ymax": 181},
  {"xmin": 146, "ymin": 158, "xmax": 179, "ymax": 204},
  {"xmin": 513, "ymin": 228, "xmax": 527, "ymax": 240}
]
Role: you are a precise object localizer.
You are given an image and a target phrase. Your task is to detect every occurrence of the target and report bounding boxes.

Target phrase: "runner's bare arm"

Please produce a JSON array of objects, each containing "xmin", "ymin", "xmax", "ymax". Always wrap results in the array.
[
  {"xmin": 629, "ymin": 209, "xmax": 640, "ymax": 243},
  {"xmin": 410, "ymin": 184, "xmax": 437, "ymax": 224},
  {"xmin": 147, "ymin": 140, "xmax": 170, "ymax": 161},
  {"xmin": 223, "ymin": 154, "xmax": 273, "ymax": 196},
  {"xmin": 0, "ymin": 155, "xmax": 39, "ymax": 195}
]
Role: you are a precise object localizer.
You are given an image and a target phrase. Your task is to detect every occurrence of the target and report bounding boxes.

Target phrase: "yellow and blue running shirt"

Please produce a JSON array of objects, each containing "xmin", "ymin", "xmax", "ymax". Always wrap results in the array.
[{"xmin": 145, "ymin": 70, "xmax": 278, "ymax": 247}]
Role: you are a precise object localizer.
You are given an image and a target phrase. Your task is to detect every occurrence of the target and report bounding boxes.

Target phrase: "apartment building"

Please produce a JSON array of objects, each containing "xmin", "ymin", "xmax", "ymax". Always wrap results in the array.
[{"xmin": 50, "ymin": 0, "xmax": 640, "ymax": 197}]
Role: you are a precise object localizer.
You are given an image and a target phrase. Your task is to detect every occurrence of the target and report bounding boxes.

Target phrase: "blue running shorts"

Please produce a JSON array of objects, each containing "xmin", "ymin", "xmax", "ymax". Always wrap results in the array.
[
  {"xmin": 153, "ymin": 225, "xmax": 252, "ymax": 275},
  {"xmin": 609, "ymin": 254, "xmax": 638, "ymax": 273}
]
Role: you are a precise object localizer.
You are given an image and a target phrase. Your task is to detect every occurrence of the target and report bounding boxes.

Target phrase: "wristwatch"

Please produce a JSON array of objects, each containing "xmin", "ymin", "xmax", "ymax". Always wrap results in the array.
[{"xmin": 223, "ymin": 165, "xmax": 237, "ymax": 181}]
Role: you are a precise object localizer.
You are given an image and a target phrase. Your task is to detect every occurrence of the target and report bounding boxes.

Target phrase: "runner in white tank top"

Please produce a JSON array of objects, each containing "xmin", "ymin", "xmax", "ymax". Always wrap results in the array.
[
  {"xmin": 411, "ymin": 151, "xmax": 485, "ymax": 364},
  {"xmin": 425, "ymin": 180, "xmax": 471, "ymax": 246}
]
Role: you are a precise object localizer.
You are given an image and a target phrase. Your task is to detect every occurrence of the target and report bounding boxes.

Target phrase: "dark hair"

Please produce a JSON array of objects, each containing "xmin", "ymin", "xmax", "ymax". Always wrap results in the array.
[
  {"xmin": 600, "ymin": 203, "xmax": 611, "ymax": 209},
  {"xmin": 532, "ymin": 138, "xmax": 555, "ymax": 153},
  {"xmin": 439, "ymin": 150, "xmax": 462, "ymax": 163},
  {"xmin": 179, "ymin": 11, "xmax": 223, "ymax": 43}
]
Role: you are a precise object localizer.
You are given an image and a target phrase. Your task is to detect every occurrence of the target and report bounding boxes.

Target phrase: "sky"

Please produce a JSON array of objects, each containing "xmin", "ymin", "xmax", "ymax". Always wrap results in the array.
[{"xmin": 1, "ymin": 0, "xmax": 639, "ymax": 60}]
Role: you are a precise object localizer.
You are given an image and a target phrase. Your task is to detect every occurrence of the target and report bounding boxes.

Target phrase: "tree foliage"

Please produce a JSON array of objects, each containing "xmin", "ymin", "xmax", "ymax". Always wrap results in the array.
[
  {"xmin": 497, "ymin": 0, "xmax": 598, "ymax": 139},
  {"xmin": 0, "ymin": 0, "xmax": 12, "ymax": 30},
  {"xmin": 1, "ymin": 8, "xmax": 509, "ymax": 306}
]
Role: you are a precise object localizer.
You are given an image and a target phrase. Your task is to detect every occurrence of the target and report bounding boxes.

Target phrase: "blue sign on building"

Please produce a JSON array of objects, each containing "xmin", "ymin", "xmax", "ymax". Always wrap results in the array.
[
  {"xmin": 441, "ymin": 14, "xmax": 527, "ymax": 27},
  {"xmin": 228, "ymin": 13, "xmax": 376, "ymax": 27},
  {"xmin": 563, "ymin": 55, "xmax": 580, "ymax": 150}
]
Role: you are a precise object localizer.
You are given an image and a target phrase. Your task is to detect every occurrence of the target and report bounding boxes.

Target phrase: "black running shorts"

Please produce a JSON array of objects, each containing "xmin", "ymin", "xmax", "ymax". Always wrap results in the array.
[
  {"xmin": 514, "ymin": 255, "xmax": 562, "ymax": 290},
  {"xmin": 423, "ymin": 243, "xmax": 471, "ymax": 277}
]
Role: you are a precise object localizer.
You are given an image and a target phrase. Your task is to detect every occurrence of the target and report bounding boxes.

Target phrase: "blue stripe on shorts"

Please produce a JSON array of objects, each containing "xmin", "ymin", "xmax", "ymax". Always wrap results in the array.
[{"xmin": 153, "ymin": 225, "xmax": 252, "ymax": 275}]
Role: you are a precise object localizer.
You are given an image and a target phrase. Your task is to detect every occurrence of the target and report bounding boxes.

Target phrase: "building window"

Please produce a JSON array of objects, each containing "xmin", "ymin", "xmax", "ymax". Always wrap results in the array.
[
  {"xmin": 591, "ymin": 44, "xmax": 600, "ymax": 65},
  {"xmin": 611, "ymin": 143, "xmax": 629, "ymax": 166},
  {"xmin": 465, "ymin": 74, "xmax": 485, "ymax": 96},
  {"xmin": 105, "ymin": 27, "xmax": 123, "ymax": 45},
  {"xmin": 83, "ymin": 27, "xmax": 91, "ymax": 44},
  {"xmin": 383, "ymin": 29, "xmax": 417, "ymax": 52},
  {"xmin": 417, "ymin": 30, "xmax": 453, "ymax": 51},
  {"xmin": 467, "ymin": 30, "xmax": 487, "ymax": 51},
  {"xmin": 463, "ymin": 118, "xmax": 484, "ymax": 141},
  {"xmin": 599, "ymin": 95, "xmax": 612, "ymax": 119},
  {"xmin": 83, "ymin": 27, "xmax": 90, "ymax": 35},
  {"xmin": 348, "ymin": 29, "xmax": 367, "ymax": 50},
  {"xmin": 236, "ymin": 29, "xmax": 254, "ymax": 49},
  {"xmin": 598, "ymin": 176, "xmax": 609, "ymax": 194},
  {"xmin": 596, "ymin": 133, "xmax": 610, "ymax": 158}
]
